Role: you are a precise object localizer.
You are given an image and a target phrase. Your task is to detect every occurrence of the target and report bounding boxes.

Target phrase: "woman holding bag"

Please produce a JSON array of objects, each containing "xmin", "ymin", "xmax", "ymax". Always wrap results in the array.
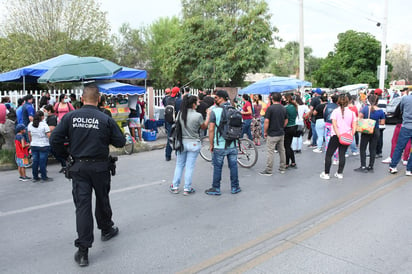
[
  {"xmin": 169, "ymin": 95, "xmax": 210, "ymax": 195},
  {"xmin": 354, "ymin": 94, "xmax": 385, "ymax": 173},
  {"xmin": 320, "ymin": 94, "xmax": 357, "ymax": 180}
]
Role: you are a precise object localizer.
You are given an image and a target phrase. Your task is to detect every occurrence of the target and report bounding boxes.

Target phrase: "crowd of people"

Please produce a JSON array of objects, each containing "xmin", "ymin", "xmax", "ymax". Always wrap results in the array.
[{"xmin": 162, "ymin": 86, "xmax": 412, "ymax": 196}]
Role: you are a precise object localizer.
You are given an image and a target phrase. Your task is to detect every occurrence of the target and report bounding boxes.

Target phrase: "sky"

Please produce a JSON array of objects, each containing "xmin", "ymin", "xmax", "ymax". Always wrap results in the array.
[{"xmin": 0, "ymin": 0, "xmax": 411, "ymax": 58}]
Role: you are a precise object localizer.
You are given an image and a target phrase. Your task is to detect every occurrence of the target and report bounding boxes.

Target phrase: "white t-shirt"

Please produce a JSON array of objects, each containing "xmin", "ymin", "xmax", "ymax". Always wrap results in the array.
[{"xmin": 28, "ymin": 120, "xmax": 50, "ymax": 147}]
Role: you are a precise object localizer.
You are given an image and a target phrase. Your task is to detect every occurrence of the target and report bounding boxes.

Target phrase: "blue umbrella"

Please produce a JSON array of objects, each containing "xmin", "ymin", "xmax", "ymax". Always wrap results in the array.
[
  {"xmin": 239, "ymin": 77, "xmax": 312, "ymax": 95},
  {"xmin": 97, "ymin": 82, "xmax": 146, "ymax": 95}
]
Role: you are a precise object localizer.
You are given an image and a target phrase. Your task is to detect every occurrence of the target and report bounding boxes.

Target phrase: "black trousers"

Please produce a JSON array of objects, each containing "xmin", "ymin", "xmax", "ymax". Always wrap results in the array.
[
  {"xmin": 360, "ymin": 129, "xmax": 380, "ymax": 168},
  {"xmin": 71, "ymin": 162, "xmax": 114, "ymax": 248},
  {"xmin": 325, "ymin": 135, "xmax": 349, "ymax": 174},
  {"xmin": 284, "ymin": 125, "xmax": 297, "ymax": 165}
]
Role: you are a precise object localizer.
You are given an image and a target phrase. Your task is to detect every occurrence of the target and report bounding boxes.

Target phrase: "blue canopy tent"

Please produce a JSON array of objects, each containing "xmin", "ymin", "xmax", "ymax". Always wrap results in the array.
[
  {"xmin": 97, "ymin": 82, "xmax": 146, "ymax": 95},
  {"xmin": 97, "ymin": 67, "xmax": 147, "ymax": 80},
  {"xmin": 0, "ymin": 54, "xmax": 78, "ymax": 90},
  {"xmin": 238, "ymin": 76, "xmax": 312, "ymax": 95}
]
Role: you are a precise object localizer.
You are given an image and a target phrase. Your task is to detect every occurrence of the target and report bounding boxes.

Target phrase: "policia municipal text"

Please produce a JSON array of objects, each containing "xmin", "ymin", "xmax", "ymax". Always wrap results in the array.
[{"xmin": 50, "ymin": 85, "xmax": 125, "ymax": 267}]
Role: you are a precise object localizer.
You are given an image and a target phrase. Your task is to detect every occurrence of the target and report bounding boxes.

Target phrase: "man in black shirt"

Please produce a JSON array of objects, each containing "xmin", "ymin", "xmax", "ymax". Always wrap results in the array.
[
  {"xmin": 259, "ymin": 92, "xmax": 288, "ymax": 176},
  {"xmin": 50, "ymin": 85, "xmax": 125, "ymax": 267}
]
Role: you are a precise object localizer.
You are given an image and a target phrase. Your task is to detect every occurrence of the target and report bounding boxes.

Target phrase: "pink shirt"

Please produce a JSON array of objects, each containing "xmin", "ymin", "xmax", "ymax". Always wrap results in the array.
[{"xmin": 330, "ymin": 107, "xmax": 356, "ymax": 136}]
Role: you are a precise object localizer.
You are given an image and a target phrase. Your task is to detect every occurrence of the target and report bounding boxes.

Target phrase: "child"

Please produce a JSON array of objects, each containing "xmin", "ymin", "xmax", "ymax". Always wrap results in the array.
[{"xmin": 15, "ymin": 124, "xmax": 31, "ymax": 181}]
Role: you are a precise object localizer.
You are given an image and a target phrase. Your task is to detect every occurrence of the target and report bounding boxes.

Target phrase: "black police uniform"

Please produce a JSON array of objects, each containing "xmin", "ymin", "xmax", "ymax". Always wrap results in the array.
[{"xmin": 50, "ymin": 105, "xmax": 125, "ymax": 249}]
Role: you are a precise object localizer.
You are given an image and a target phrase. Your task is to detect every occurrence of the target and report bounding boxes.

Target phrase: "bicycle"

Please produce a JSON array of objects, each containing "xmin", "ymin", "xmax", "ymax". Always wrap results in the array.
[{"xmin": 200, "ymin": 136, "xmax": 258, "ymax": 168}]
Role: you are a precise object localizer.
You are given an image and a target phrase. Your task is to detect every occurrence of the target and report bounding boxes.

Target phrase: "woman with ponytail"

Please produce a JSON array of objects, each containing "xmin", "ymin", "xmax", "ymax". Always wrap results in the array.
[
  {"xmin": 354, "ymin": 94, "xmax": 386, "ymax": 173},
  {"xmin": 28, "ymin": 110, "xmax": 52, "ymax": 182},
  {"xmin": 284, "ymin": 94, "xmax": 298, "ymax": 168},
  {"xmin": 320, "ymin": 94, "xmax": 357, "ymax": 180},
  {"xmin": 169, "ymin": 94, "xmax": 210, "ymax": 195}
]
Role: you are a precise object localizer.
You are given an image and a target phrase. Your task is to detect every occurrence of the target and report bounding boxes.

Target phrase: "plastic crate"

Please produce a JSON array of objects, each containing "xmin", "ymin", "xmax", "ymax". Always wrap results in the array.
[{"xmin": 142, "ymin": 130, "xmax": 157, "ymax": 141}]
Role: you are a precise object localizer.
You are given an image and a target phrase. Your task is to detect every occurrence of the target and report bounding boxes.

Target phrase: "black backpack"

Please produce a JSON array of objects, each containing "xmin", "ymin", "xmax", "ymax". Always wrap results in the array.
[
  {"xmin": 216, "ymin": 104, "xmax": 243, "ymax": 147},
  {"xmin": 168, "ymin": 112, "xmax": 183, "ymax": 152},
  {"xmin": 164, "ymin": 96, "xmax": 177, "ymax": 123}
]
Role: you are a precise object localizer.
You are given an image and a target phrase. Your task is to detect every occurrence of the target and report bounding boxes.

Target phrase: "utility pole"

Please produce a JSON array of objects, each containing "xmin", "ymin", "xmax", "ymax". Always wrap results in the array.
[
  {"xmin": 379, "ymin": 0, "xmax": 388, "ymax": 89},
  {"xmin": 299, "ymin": 0, "xmax": 305, "ymax": 81}
]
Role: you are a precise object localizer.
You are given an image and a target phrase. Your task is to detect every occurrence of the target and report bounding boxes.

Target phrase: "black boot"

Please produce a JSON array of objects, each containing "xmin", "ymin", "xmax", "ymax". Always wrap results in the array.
[
  {"xmin": 74, "ymin": 247, "xmax": 89, "ymax": 267},
  {"xmin": 101, "ymin": 226, "xmax": 119, "ymax": 241}
]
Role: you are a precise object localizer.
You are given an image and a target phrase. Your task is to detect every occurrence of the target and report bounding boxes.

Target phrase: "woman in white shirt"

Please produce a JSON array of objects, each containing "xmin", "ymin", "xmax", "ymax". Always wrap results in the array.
[{"xmin": 28, "ymin": 111, "xmax": 52, "ymax": 182}]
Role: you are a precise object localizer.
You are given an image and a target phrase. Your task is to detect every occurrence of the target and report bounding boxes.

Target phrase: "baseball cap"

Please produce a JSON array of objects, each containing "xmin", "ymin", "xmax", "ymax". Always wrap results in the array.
[
  {"xmin": 171, "ymin": 87, "xmax": 179, "ymax": 98},
  {"xmin": 374, "ymin": 88, "xmax": 382, "ymax": 95},
  {"xmin": 15, "ymin": 124, "xmax": 26, "ymax": 133},
  {"xmin": 314, "ymin": 88, "xmax": 322, "ymax": 95}
]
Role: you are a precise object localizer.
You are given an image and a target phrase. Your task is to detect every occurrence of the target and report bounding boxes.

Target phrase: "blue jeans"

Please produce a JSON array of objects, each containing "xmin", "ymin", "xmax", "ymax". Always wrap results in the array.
[
  {"xmin": 390, "ymin": 126, "xmax": 412, "ymax": 171},
  {"xmin": 315, "ymin": 119, "xmax": 325, "ymax": 150},
  {"xmin": 311, "ymin": 121, "xmax": 318, "ymax": 146},
  {"xmin": 31, "ymin": 146, "xmax": 49, "ymax": 179},
  {"xmin": 172, "ymin": 139, "xmax": 201, "ymax": 190},
  {"xmin": 242, "ymin": 119, "xmax": 253, "ymax": 140},
  {"xmin": 165, "ymin": 121, "xmax": 173, "ymax": 159},
  {"xmin": 212, "ymin": 147, "xmax": 239, "ymax": 189}
]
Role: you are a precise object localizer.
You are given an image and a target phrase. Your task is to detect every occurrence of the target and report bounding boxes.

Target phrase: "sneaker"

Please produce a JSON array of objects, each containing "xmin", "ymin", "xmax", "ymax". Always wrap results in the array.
[
  {"xmin": 205, "ymin": 188, "xmax": 221, "ymax": 195},
  {"xmin": 289, "ymin": 163, "xmax": 297, "ymax": 169},
  {"xmin": 24, "ymin": 176, "xmax": 31, "ymax": 179},
  {"xmin": 312, "ymin": 148, "xmax": 322, "ymax": 153},
  {"xmin": 74, "ymin": 247, "xmax": 89, "ymax": 267},
  {"xmin": 231, "ymin": 187, "xmax": 242, "ymax": 194},
  {"xmin": 101, "ymin": 226, "xmax": 119, "ymax": 241},
  {"xmin": 259, "ymin": 170, "xmax": 272, "ymax": 176},
  {"xmin": 367, "ymin": 166, "xmax": 374, "ymax": 173},
  {"xmin": 345, "ymin": 154, "xmax": 349, "ymax": 158},
  {"xmin": 303, "ymin": 140, "xmax": 311, "ymax": 145},
  {"xmin": 279, "ymin": 169, "xmax": 286, "ymax": 174},
  {"xmin": 403, "ymin": 160, "xmax": 408, "ymax": 166},
  {"xmin": 352, "ymin": 152, "xmax": 359, "ymax": 156},
  {"xmin": 354, "ymin": 167, "xmax": 368, "ymax": 173},
  {"xmin": 332, "ymin": 160, "xmax": 339, "ymax": 165},
  {"xmin": 183, "ymin": 188, "xmax": 196, "ymax": 196},
  {"xmin": 32, "ymin": 178, "xmax": 40, "ymax": 182},
  {"xmin": 405, "ymin": 170, "xmax": 412, "ymax": 176},
  {"xmin": 320, "ymin": 172, "xmax": 330, "ymax": 180},
  {"xmin": 169, "ymin": 184, "xmax": 179, "ymax": 194},
  {"xmin": 334, "ymin": 172, "xmax": 343, "ymax": 179},
  {"xmin": 19, "ymin": 176, "xmax": 28, "ymax": 182},
  {"xmin": 382, "ymin": 157, "xmax": 391, "ymax": 164},
  {"xmin": 389, "ymin": 167, "xmax": 398, "ymax": 174},
  {"xmin": 42, "ymin": 177, "xmax": 53, "ymax": 182}
]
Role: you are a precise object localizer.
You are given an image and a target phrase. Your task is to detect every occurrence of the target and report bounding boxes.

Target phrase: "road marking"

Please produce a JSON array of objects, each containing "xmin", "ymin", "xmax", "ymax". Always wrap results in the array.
[
  {"xmin": 231, "ymin": 177, "xmax": 408, "ymax": 273},
  {"xmin": 0, "ymin": 181, "xmax": 164, "ymax": 217},
  {"xmin": 177, "ymin": 173, "xmax": 403, "ymax": 274}
]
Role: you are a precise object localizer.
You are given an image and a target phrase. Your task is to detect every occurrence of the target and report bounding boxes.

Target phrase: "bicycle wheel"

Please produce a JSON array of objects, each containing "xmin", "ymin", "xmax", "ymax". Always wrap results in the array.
[
  {"xmin": 123, "ymin": 133, "xmax": 134, "ymax": 155},
  {"xmin": 200, "ymin": 136, "xmax": 212, "ymax": 162},
  {"xmin": 237, "ymin": 138, "xmax": 258, "ymax": 168}
]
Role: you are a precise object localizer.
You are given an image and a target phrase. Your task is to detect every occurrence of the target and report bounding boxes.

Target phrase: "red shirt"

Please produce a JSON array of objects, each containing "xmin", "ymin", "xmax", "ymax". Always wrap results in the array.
[{"xmin": 242, "ymin": 101, "xmax": 253, "ymax": 120}]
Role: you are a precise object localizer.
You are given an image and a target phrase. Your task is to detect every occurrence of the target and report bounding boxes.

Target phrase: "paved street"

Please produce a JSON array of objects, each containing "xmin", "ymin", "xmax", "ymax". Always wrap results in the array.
[{"xmin": 1, "ymin": 125, "xmax": 412, "ymax": 273}]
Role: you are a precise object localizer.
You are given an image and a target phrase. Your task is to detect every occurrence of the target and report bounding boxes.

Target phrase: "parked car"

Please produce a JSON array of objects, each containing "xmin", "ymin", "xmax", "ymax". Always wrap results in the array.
[{"xmin": 385, "ymin": 96, "xmax": 402, "ymax": 124}]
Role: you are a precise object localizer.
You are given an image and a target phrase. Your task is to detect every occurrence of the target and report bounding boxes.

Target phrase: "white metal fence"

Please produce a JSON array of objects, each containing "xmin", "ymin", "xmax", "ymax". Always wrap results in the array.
[{"xmin": 0, "ymin": 88, "xmax": 200, "ymax": 117}]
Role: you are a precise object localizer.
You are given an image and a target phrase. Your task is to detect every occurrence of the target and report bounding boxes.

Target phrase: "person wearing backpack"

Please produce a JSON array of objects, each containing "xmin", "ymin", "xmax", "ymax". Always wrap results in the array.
[
  {"xmin": 169, "ymin": 94, "xmax": 210, "ymax": 195},
  {"xmin": 164, "ymin": 87, "xmax": 182, "ymax": 161},
  {"xmin": 205, "ymin": 90, "xmax": 241, "ymax": 195}
]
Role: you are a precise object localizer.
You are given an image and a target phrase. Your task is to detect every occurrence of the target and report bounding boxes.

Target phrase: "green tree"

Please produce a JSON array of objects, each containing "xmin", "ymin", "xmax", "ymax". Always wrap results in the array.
[
  {"xmin": 144, "ymin": 17, "xmax": 183, "ymax": 88},
  {"xmin": 0, "ymin": 0, "xmax": 115, "ymax": 71},
  {"xmin": 387, "ymin": 44, "xmax": 412, "ymax": 81},
  {"xmin": 114, "ymin": 23, "xmax": 148, "ymax": 69},
  {"xmin": 168, "ymin": 0, "xmax": 276, "ymax": 88},
  {"xmin": 313, "ymin": 30, "xmax": 382, "ymax": 88}
]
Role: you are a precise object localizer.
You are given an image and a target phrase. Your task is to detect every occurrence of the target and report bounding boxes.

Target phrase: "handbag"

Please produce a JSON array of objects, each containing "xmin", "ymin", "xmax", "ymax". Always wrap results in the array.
[
  {"xmin": 339, "ymin": 132, "xmax": 353, "ymax": 145},
  {"xmin": 357, "ymin": 106, "xmax": 376, "ymax": 134},
  {"xmin": 168, "ymin": 112, "xmax": 184, "ymax": 152},
  {"xmin": 294, "ymin": 124, "xmax": 304, "ymax": 137}
]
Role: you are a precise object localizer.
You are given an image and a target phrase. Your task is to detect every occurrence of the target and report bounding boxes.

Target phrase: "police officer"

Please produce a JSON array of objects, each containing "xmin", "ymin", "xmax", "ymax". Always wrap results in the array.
[{"xmin": 50, "ymin": 84, "xmax": 125, "ymax": 267}]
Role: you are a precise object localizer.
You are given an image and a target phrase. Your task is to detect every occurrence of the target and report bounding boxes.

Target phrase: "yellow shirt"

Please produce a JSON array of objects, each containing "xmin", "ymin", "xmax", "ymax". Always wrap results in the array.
[{"xmin": 260, "ymin": 101, "xmax": 267, "ymax": 116}]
